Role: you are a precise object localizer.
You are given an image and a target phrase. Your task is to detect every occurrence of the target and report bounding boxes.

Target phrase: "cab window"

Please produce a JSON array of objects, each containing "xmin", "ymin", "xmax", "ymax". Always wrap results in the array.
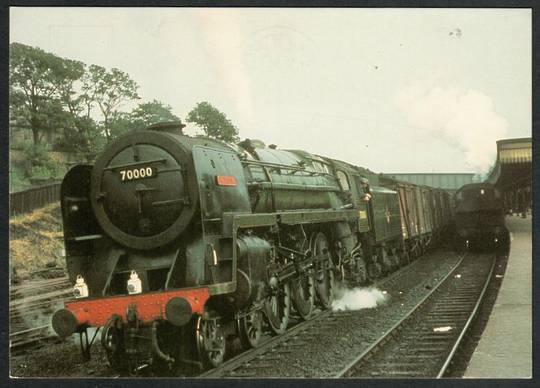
[{"xmin": 337, "ymin": 171, "xmax": 350, "ymax": 191}]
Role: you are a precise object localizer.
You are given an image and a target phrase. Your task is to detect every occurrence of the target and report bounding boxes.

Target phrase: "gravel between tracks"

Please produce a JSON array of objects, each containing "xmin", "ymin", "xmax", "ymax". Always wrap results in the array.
[
  {"xmin": 343, "ymin": 253, "xmax": 494, "ymax": 378},
  {"xmin": 212, "ymin": 249, "xmax": 462, "ymax": 378},
  {"xmin": 10, "ymin": 249, "xmax": 461, "ymax": 378}
]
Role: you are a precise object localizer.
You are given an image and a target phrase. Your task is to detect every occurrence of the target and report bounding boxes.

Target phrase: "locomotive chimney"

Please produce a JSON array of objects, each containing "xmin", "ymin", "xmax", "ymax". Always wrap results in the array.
[{"xmin": 146, "ymin": 121, "xmax": 186, "ymax": 134}]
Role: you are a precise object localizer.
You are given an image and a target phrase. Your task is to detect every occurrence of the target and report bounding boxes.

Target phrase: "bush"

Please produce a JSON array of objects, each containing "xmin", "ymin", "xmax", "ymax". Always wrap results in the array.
[
  {"xmin": 9, "ymin": 166, "xmax": 31, "ymax": 192},
  {"xmin": 22, "ymin": 143, "xmax": 66, "ymax": 180}
]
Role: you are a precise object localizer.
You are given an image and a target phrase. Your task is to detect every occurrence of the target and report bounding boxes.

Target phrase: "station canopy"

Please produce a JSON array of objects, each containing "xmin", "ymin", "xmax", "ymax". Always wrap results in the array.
[
  {"xmin": 382, "ymin": 173, "xmax": 476, "ymax": 192},
  {"xmin": 486, "ymin": 137, "xmax": 532, "ymax": 191}
]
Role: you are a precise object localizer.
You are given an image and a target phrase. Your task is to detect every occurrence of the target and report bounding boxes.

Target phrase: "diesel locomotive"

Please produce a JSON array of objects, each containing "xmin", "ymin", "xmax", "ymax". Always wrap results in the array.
[
  {"xmin": 453, "ymin": 183, "xmax": 509, "ymax": 253},
  {"xmin": 51, "ymin": 122, "xmax": 453, "ymax": 372}
]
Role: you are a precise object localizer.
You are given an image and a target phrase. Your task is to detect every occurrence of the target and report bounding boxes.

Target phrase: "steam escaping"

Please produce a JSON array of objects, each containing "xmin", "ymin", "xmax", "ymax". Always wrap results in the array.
[
  {"xmin": 193, "ymin": 9, "xmax": 255, "ymax": 127},
  {"xmin": 331, "ymin": 286, "xmax": 388, "ymax": 312},
  {"xmin": 12, "ymin": 299, "xmax": 65, "ymax": 337},
  {"xmin": 396, "ymin": 83, "xmax": 508, "ymax": 173}
]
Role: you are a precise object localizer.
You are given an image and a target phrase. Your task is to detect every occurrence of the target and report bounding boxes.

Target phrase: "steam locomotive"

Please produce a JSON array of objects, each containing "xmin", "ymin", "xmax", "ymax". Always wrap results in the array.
[
  {"xmin": 52, "ymin": 122, "xmax": 453, "ymax": 372},
  {"xmin": 453, "ymin": 183, "xmax": 509, "ymax": 253}
]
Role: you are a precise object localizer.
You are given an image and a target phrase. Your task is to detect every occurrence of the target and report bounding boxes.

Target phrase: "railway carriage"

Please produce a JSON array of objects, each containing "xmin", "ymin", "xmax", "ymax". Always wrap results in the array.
[
  {"xmin": 379, "ymin": 177, "xmax": 453, "ymax": 256},
  {"xmin": 430, "ymin": 189, "xmax": 443, "ymax": 232},
  {"xmin": 52, "ymin": 122, "xmax": 452, "ymax": 373}
]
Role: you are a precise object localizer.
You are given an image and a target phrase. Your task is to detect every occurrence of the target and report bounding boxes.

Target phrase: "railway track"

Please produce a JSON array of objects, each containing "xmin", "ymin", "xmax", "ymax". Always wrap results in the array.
[
  {"xmin": 10, "ymin": 276, "xmax": 69, "ymax": 300},
  {"xmin": 199, "ymin": 254, "xmax": 445, "ymax": 378},
  {"xmin": 200, "ymin": 252, "xmax": 495, "ymax": 378},
  {"xmin": 10, "ymin": 276, "xmax": 72, "ymax": 354},
  {"xmin": 10, "ymin": 326, "xmax": 58, "ymax": 350},
  {"xmin": 338, "ymin": 252, "xmax": 496, "ymax": 378}
]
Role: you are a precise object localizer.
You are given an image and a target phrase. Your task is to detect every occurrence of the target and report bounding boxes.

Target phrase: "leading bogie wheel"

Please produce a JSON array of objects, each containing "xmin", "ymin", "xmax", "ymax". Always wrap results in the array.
[
  {"xmin": 101, "ymin": 315, "xmax": 130, "ymax": 374},
  {"xmin": 196, "ymin": 315, "xmax": 226, "ymax": 369},
  {"xmin": 311, "ymin": 232, "xmax": 336, "ymax": 309}
]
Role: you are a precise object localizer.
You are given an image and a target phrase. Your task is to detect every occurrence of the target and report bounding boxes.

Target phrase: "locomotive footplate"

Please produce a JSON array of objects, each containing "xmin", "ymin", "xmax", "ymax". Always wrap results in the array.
[{"xmin": 52, "ymin": 287, "xmax": 210, "ymax": 337}]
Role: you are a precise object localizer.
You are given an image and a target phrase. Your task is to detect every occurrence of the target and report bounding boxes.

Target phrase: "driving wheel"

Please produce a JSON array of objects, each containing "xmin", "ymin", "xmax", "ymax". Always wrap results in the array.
[
  {"xmin": 291, "ymin": 272, "xmax": 316, "ymax": 320},
  {"xmin": 238, "ymin": 309, "xmax": 263, "ymax": 349},
  {"xmin": 264, "ymin": 281, "xmax": 291, "ymax": 335},
  {"xmin": 311, "ymin": 232, "xmax": 336, "ymax": 309}
]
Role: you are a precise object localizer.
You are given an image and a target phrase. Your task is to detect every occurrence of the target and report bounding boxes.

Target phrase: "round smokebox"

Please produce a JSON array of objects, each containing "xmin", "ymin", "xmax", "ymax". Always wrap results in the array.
[{"xmin": 90, "ymin": 130, "xmax": 199, "ymax": 250}]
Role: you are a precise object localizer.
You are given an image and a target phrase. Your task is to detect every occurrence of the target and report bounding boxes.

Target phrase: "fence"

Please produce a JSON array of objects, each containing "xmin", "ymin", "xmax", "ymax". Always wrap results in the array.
[{"xmin": 10, "ymin": 182, "xmax": 61, "ymax": 217}]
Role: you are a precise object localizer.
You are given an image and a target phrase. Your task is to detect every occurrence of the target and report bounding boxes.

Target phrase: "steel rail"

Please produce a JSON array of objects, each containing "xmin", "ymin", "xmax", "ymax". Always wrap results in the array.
[
  {"xmin": 334, "ymin": 253, "xmax": 467, "ymax": 377},
  {"xmin": 199, "ymin": 255, "xmax": 435, "ymax": 378},
  {"xmin": 335, "ymin": 252, "xmax": 496, "ymax": 378},
  {"xmin": 10, "ymin": 325, "xmax": 53, "ymax": 350},
  {"xmin": 10, "ymin": 277, "xmax": 73, "ymax": 353},
  {"xmin": 200, "ymin": 309, "xmax": 332, "ymax": 377},
  {"xmin": 436, "ymin": 254, "xmax": 497, "ymax": 378}
]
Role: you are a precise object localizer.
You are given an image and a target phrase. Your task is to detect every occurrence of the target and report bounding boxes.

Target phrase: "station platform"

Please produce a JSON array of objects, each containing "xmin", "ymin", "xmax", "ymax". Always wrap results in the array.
[{"xmin": 464, "ymin": 216, "xmax": 532, "ymax": 378}]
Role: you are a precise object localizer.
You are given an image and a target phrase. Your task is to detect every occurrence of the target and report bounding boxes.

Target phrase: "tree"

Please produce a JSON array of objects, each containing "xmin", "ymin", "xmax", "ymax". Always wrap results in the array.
[
  {"xmin": 56, "ymin": 61, "xmax": 102, "ymax": 153},
  {"xmin": 130, "ymin": 99, "xmax": 181, "ymax": 129},
  {"xmin": 108, "ymin": 111, "xmax": 134, "ymax": 139},
  {"xmin": 9, "ymin": 43, "xmax": 84, "ymax": 145},
  {"xmin": 105, "ymin": 100, "xmax": 181, "ymax": 140},
  {"xmin": 186, "ymin": 102, "xmax": 239, "ymax": 143},
  {"xmin": 83, "ymin": 65, "xmax": 140, "ymax": 142}
]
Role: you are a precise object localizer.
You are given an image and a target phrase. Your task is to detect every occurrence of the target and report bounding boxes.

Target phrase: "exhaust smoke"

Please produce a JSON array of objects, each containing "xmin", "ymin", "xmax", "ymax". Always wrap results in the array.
[{"xmin": 396, "ymin": 82, "xmax": 508, "ymax": 173}]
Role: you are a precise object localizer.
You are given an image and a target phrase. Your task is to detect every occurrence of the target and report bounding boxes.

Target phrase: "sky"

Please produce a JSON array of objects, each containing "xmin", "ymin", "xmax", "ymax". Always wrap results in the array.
[{"xmin": 10, "ymin": 7, "xmax": 531, "ymax": 175}]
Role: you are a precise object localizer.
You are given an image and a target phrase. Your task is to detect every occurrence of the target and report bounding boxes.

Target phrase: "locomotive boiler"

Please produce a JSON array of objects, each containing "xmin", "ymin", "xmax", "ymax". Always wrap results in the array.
[{"xmin": 51, "ymin": 122, "xmax": 453, "ymax": 373}]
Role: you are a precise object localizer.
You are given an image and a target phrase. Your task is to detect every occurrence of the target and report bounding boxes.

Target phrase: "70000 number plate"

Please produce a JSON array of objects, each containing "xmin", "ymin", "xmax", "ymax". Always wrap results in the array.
[{"xmin": 119, "ymin": 166, "xmax": 156, "ymax": 181}]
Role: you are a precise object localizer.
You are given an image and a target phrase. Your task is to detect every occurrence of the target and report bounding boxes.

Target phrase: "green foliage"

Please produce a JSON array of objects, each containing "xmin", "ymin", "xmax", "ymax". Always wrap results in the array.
[
  {"xmin": 29, "ymin": 164, "xmax": 55, "ymax": 179},
  {"xmin": 23, "ymin": 143, "xmax": 51, "ymax": 166},
  {"xmin": 9, "ymin": 167, "xmax": 31, "ymax": 192},
  {"xmin": 130, "ymin": 100, "xmax": 181, "ymax": 128},
  {"xmin": 186, "ymin": 102, "xmax": 240, "ymax": 143},
  {"xmin": 9, "ymin": 42, "xmax": 183, "ymax": 186},
  {"xmin": 55, "ymin": 59, "xmax": 102, "ymax": 153},
  {"xmin": 108, "ymin": 100, "xmax": 181, "ymax": 140},
  {"xmin": 108, "ymin": 111, "xmax": 134, "ymax": 139},
  {"xmin": 21, "ymin": 143, "xmax": 64, "ymax": 179},
  {"xmin": 54, "ymin": 116, "xmax": 103, "ymax": 153},
  {"xmin": 83, "ymin": 65, "xmax": 140, "ymax": 141},
  {"xmin": 9, "ymin": 42, "xmax": 146, "ymax": 168},
  {"xmin": 10, "ymin": 43, "xmax": 86, "ymax": 145}
]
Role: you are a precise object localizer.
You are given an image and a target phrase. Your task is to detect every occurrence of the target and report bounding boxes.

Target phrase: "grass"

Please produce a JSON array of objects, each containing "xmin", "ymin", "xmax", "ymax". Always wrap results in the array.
[{"xmin": 9, "ymin": 204, "xmax": 65, "ymax": 275}]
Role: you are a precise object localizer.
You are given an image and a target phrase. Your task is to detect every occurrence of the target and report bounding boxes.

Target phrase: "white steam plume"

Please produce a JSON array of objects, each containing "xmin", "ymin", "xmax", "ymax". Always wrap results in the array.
[
  {"xmin": 193, "ymin": 9, "xmax": 254, "ymax": 127},
  {"xmin": 396, "ymin": 83, "xmax": 508, "ymax": 173},
  {"xmin": 331, "ymin": 286, "xmax": 388, "ymax": 312}
]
